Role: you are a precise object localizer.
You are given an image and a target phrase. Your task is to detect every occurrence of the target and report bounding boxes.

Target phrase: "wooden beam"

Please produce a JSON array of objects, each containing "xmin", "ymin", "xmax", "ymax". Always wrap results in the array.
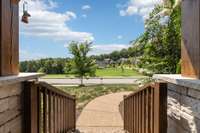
[
  {"xmin": 0, "ymin": 0, "xmax": 19, "ymax": 76},
  {"xmin": 181, "ymin": 0, "xmax": 200, "ymax": 78}
]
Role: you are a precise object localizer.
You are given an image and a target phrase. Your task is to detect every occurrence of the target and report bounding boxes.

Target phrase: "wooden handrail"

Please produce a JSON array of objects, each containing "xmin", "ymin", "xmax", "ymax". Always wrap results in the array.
[
  {"xmin": 37, "ymin": 81, "xmax": 75, "ymax": 100},
  {"xmin": 123, "ymin": 82, "xmax": 167, "ymax": 133},
  {"xmin": 124, "ymin": 83, "xmax": 155, "ymax": 100},
  {"xmin": 24, "ymin": 81, "xmax": 76, "ymax": 133}
]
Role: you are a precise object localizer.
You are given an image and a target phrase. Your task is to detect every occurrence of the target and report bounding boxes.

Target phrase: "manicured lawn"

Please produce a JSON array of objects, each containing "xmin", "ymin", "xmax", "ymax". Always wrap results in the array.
[
  {"xmin": 96, "ymin": 68, "xmax": 141, "ymax": 77},
  {"xmin": 58, "ymin": 84, "xmax": 138, "ymax": 110},
  {"xmin": 43, "ymin": 68, "xmax": 143, "ymax": 78}
]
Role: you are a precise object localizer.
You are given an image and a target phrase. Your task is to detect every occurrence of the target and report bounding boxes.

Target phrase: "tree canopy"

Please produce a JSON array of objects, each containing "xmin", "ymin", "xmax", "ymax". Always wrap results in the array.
[{"xmin": 68, "ymin": 41, "xmax": 97, "ymax": 85}]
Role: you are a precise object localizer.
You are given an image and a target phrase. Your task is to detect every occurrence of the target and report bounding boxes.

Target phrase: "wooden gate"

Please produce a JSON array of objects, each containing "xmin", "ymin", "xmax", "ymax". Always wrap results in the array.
[
  {"xmin": 24, "ymin": 81, "xmax": 76, "ymax": 133},
  {"xmin": 124, "ymin": 82, "xmax": 167, "ymax": 133}
]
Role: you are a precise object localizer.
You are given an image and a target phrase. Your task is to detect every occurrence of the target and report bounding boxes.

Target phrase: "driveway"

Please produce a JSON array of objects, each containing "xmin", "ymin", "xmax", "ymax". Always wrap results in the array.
[{"xmin": 39, "ymin": 77, "xmax": 144, "ymax": 85}]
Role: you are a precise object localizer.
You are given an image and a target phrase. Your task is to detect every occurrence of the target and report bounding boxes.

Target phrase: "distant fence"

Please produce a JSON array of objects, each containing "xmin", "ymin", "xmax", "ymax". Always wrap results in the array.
[
  {"xmin": 124, "ymin": 83, "xmax": 167, "ymax": 133},
  {"xmin": 24, "ymin": 81, "xmax": 76, "ymax": 133}
]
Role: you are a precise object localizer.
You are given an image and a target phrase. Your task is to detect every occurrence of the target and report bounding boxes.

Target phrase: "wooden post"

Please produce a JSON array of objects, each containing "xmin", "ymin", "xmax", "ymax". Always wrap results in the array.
[
  {"xmin": 181, "ymin": 0, "xmax": 200, "ymax": 78},
  {"xmin": 0, "ymin": 0, "xmax": 20, "ymax": 76},
  {"xmin": 154, "ymin": 83, "xmax": 168, "ymax": 133},
  {"xmin": 24, "ymin": 81, "xmax": 39, "ymax": 133}
]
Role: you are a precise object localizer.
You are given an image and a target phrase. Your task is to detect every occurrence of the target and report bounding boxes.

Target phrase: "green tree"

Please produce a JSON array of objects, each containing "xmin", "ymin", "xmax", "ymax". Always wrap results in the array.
[
  {"xmin": 20, "ymin": 58, "xmax": 69, "ymax": 74},
  {"xmin": 68, "ymin": 41, "xmax": 97, "ymax": 86},
  {"xmin": 130, "ymin": 0, "xmax": 181, "ymax": 74}
]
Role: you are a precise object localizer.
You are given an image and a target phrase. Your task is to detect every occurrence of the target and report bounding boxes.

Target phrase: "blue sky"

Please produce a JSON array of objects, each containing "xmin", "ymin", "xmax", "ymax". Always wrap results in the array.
[{"xmin": 19, "ymin": 0, "xmax": 161, "ymax": 61}]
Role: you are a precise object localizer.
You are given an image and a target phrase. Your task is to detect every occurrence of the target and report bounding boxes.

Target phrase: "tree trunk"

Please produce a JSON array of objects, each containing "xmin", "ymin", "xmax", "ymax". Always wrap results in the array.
[{"xmin": 80, "ymin": 77, "xmax": 84, "ymax": 87}]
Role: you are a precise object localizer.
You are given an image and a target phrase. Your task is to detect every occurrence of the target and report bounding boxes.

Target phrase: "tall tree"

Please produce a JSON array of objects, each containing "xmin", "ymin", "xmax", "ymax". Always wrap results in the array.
[{"xmin": 68, "ymin": 41, "xmax": 97, "ymax": 86}]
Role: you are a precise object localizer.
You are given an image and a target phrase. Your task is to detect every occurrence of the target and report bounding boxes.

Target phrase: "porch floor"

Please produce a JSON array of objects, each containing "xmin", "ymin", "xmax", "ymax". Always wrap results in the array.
[{"xmin": 76, "ymin": 92, "xmax": 131, "ymax": 133}]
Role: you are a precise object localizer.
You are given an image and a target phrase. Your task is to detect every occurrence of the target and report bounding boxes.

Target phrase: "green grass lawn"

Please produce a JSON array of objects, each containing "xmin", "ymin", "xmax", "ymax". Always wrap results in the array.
[
  {"xmin": 96, "ymin": 68, "xmax": 141, "ymax": 77},
  {"xmin": 43, "ymin": 68, "xmax": 143, "ymax": 78},
  {"xmin": 59, "ymin": 84, "xmax": 138, "ymax": 110}
]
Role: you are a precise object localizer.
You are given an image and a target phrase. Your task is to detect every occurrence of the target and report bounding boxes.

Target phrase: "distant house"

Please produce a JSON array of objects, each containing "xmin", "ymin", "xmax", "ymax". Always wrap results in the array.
[
  {"xmin": 119, "ymin": 58, "xmax": 128, "ymax": 64},
  {"xmin": 96, "ymin": 60, "xmax": 107, "ymax": 68}
]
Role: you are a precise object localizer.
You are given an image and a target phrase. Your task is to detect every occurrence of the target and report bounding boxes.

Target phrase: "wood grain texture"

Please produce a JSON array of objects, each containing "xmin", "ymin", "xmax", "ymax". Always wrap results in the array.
[
  {"xmin": 0, "ymin": 83, "xmax": 22, "ymax": 99},
  {"xmin": 0, "ymin": 0, "xmax": 19, "ymax": 76},
  {"xmin": 124, "ymin": 83, "xmax": 168, "ymax": 133},
  {"xmin": 0, "ymin": 82, "xmax": 23, "ymax": 132},
  {"xmin": 24, "ymin": 81, "xmax": 76, "ymax": 133},
  {"xmin": 181, "ymin": 0, "xmax": 200, "ymax": 78},
  {"xmin": 0, "ymin": 115, "xmax": 23, "ymax": 133}
]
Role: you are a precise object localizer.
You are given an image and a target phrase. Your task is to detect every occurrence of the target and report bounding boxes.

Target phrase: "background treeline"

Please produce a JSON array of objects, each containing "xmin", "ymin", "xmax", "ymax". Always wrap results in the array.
[
  {"xmin": 91, "ymin": 48, "xmax": 135, "ymax": 61},
  {"xmin": 20, "ymin": 58, "xmax": 70, "ymax": 74}
]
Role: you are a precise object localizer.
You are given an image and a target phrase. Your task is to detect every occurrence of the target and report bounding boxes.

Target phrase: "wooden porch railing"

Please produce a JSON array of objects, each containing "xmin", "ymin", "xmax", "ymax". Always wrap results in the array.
[
  {"xmin": 124, "ymin": 82, "xmax": 167, "ymax": 133},
  {"xmin": 24, "ymin": 81, "xmax": 76, "ymax": 133}
]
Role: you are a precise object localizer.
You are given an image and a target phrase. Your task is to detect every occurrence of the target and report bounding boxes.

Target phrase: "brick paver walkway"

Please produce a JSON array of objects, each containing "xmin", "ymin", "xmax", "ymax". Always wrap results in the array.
[{"xmin": 76, "ymin": 92, "xmax": 132, "ymax": 133}]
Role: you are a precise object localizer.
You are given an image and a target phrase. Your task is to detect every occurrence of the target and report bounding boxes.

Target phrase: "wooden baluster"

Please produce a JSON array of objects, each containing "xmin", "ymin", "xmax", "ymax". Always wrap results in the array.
[
  {"xmin": 60, "ymin": 96, "xmax": 63, "ymax": 132},
  {"xmin": 43, "ymin": 88, "xmax": 47, "ymax": 133},
  {"xmin": 153, "ymin": 83, "xmax": 167, "ymax": 133},
  {"xmin": 66, "ymin": 98, "xmax": 69, "ymax": 130},
  {"xmin": 137, "ymin": 94, "xmax": 139, "ymax": 133},
  {"xmin": 58, "ymin": 95, "xmax": 60, "ymax": 132},
  {"xmin": 142, "ymin": 90, "xmax": 144, "ymax": 133},
  {"xmin": 146, "ymin": 88, "xmax": 149, "ymax": 133},
  {"xmin": 64, "ymin": 97, "xmax": 66, "ymax": 133},
  {"xmin": 52, "ymin": 93, "xmax": 55, "ymax": 133},
  {"xmin": 133, "ymin": 95, "xmax": 136, "ymax": 133},
  {"xmin": 55, "ymin": 94, "xmax": 57, "ymax": 133},
  {"xmin": 123, "ymin": 96, "xmax": 126, "ymax": 130},
  {"xmin": 48, "ymin": 91, "xmax": 52, "ymax": 133},
  {"xmin": 38, "ymin": 86, "xmax": 42, "ymax": 133}
]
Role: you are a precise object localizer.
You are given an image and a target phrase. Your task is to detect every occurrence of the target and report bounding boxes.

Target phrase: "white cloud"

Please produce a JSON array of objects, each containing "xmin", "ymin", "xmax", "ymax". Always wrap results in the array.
[
  {"xmin": 65, "ymin": 11, "xmax": 77, "ymax": 19},
  {"xmin": 119, "ymin": 0, "xmax": 162, "ymax": 19},
  {"xmin": 19, "ymin": 0, "xmax": 94, "ymax": 42},
  {"xmin": 82, "ymin": 5, "xmax": 91, "ymax": 10},
  {"xmin": 90, "ymin": 44, "xmax": 130, "ymax": 55},
  {"xmin": 64, "ymin": 43, "xmax": 129, "ymax": 55},
  {"xmin": 117, "ymin": 35, "xmax": 123, "ymax": 39}
]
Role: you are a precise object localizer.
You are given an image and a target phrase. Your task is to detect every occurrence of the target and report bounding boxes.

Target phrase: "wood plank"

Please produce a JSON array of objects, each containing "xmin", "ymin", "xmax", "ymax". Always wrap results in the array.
[
  {"xmin": 0, "ymin": 108, "xmax": 21, "ymax": 126},
  {"xmin": 0, "ymin": 0, "xmax": 19, "ymax": 76},
  {"xmin": 150, "ymin": 88, "xmax": 154, "ymax": 133},
  {"xmin": 38, "ymin": 87, "xmax": 41, "ymax": 133},
  {"xmin": 64, "ymin": 97, "xmax": 66, "ymax": 132},
  {"xmin": 136, "ymin": 94, "xmax": 139, "ymax": 133},
  {"xmin": 153, "ymin": 83, "xmax": 167, "ymax": 133},
  {"xmin": 3, "ymin": 115, "xmax": 23, "ymax": 133},
  {"xmin": 53, "ymin": 93, "xmax": 56, "ymax": 133},
  {"xmin": 142, "ymin": 90, "xmax": 145, "ymax": 133},
  {"xmin": 0, "ymin": 83, "xmax": 22, "ymax": 99},
  {"xmin": 48, "ymin": 91, "xmax": 52, "ymax": 133},
  {"xmin": 24, "ymin": 81, "xmax": 39, "ymax": 133},
  {"xmin": 43, "ymin": 88, "xmax": 47, "ymax": 133},
  {"xmin": 181, "ymin": 0, "xmax": 200, "ymax": 78},
  {"xmin": 23, "ymin": 81, "xmax": 76, "ymax": 133}
]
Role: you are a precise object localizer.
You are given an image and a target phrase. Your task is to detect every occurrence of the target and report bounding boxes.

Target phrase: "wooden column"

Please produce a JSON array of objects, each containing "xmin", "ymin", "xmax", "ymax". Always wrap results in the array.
[
  {"xmin": 0, "ymin": 0, "xmax": 19, "ymax": 76},
  {"xmin": 154, "ymin": 83, "xmax": 168, "ymax": 133},
  {"xmin": 181, "ymin": 0, "xmax": 200, "ymax": 78},
  {"xmin": 24, "ymin": 81, "xmax": 39, "ymax": 133}
]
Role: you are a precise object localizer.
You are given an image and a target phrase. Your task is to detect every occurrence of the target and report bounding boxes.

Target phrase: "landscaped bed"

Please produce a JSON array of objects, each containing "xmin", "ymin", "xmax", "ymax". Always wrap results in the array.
[{"xmin": 58, "ymin": 84, "xmax": 138, "ymax": 118}]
